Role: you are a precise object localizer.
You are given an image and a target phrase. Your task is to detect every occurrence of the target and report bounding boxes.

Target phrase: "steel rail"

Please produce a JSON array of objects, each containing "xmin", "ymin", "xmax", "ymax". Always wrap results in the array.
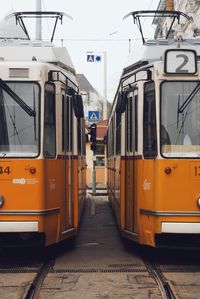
[
  {"xmin": 144, "ymin": 259, "xmax": 177, "ymax": 299},
  {"xmin": 22, "ymin": 260, "xmax": 53, "ymax": 299}
]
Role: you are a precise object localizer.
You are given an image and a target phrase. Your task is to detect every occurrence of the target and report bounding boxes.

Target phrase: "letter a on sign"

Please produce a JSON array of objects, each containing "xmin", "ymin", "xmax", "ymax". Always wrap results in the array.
[{"xmin": 87, "ymin": 55, "xmax": 94, "ymax": 62}]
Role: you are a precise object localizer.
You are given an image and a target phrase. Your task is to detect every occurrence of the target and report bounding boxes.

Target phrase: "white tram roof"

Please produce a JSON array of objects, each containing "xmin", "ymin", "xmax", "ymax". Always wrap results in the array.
[
  {"xmin": 124, "ymin": 38, "xmax": 200, "ymax": 72},
  {"xmin": 0, "ymin": 39, "xmax": 75, "ymax": 74}
]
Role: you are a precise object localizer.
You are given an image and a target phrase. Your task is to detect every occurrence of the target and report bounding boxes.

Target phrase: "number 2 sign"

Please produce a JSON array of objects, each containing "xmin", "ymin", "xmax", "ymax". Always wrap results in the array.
[{"xmin": 164, "ymin": 49, "xmax": 197, "ymax": 74}]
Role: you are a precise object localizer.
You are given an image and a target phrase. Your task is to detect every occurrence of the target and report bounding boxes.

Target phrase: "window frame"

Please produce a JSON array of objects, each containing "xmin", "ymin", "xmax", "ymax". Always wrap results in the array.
[
  {"xmin": 43, "ymin": 82, "xmax": 56, "ymax": 158},
  {"xmin": 160, "ymin": 80, "xmax": 200, "ymax": 159},
  {"xmin": 0, "ymin": 81, "xmax": 41, "ymax": 158},
  {"xmin": 143, "ymin": 81, "xmax": 157, "ymax": 159}
]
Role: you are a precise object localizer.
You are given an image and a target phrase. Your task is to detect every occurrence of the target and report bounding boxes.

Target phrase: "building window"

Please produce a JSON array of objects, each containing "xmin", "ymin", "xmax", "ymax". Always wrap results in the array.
[
  {"xmin": 95, "ymin": 144, "xmax": 105, "ymax": 155},
  {"xmin": 94, "ymin": 156, "xmax": 105, "ymax": 167}
]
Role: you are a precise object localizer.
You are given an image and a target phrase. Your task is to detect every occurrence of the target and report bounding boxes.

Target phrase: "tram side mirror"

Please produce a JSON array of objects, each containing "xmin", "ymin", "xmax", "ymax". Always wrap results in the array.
[
  {"xmin": 74, "ymin": 94, "xmax": 84, "ymax": 118},
  {"xmin": 121, "ymin": 91, "xmax": 127, "ymax": 113},
  {"xmin": 116, "ymin": 92, "xmax": 122, "ymax": 113},
  {"xmin": 147, "ymin": 69, "xmax": 152, "ymax": 81},
  {"xmin": 66, "ymin": 87, "xmax": 75, "ymax": 96},
  {"xmin": 77, "ymin": 95, "xmax": 84, "ymax": 118},
  {"xmin": 116, "ymin": 91, "xmax": 127, "ymax": 114}
]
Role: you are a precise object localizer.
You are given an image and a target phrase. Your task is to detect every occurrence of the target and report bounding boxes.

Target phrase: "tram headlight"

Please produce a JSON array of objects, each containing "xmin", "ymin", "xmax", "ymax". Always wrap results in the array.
[
  {"xmin": 197, "ymin": 197, "xmax": 200, "ymax": 208},
  {"xmin": 0, "ymin": 195, "xmax": 5, "ymax": 208}
]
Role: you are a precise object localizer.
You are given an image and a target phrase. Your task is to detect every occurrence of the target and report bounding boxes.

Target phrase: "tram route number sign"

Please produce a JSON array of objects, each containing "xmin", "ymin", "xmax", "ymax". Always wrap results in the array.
[{"xmin": 164, "ymin": 49, "xmax": 197, "ymax": 75}]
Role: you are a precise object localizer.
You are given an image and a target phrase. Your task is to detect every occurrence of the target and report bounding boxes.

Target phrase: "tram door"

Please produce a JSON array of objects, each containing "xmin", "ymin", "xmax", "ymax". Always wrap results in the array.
[
  {"xmin": 63, "ymin": 93, "xmax": 74, "ymax": 230},
  {"xmin": 125, "ymin": 90, "xmax": 138, "ymax": 233}
]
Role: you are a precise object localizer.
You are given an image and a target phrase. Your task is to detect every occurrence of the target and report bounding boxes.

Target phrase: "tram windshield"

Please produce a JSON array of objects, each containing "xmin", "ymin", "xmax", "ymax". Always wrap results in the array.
[
  {"xmin": 0, "ymin": 82, "xmax": 39, "ymax": 157},
  {"xmin": 161, "ymin": 81, "xmax": 200, "ymax": 158}
]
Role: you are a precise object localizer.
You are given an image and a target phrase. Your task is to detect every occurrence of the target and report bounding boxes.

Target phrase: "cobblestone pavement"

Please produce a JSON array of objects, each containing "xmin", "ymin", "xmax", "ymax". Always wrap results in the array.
[
  {"xmin": 0, "ymin": 273, "xmax": 36, "ymax": 299},
  {"xmin": 163, "ymin": 271, "xmax": 200, "ymax": 299}
]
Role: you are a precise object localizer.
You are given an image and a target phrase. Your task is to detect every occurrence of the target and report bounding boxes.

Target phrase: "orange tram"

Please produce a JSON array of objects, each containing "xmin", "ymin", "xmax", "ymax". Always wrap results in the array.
[
  {"xmin": 107, "ymin": 11, "xmax": 200, "ymax": 249},
  {"xmin": 0, "ymin": 12, "xmax": 86, "ymax": 247}
]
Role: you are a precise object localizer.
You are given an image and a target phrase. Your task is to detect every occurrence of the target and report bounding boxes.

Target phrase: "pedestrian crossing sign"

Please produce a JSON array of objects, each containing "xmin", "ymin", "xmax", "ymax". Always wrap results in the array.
[{"xmin": 88, "ymin": 111, "xmax": 99, "ymax": 122}]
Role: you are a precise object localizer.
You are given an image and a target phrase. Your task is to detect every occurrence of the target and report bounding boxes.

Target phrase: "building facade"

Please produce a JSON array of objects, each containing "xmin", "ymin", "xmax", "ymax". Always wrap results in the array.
[
  {"xmin": 154, "ymin": 0, "xmax": 200, "ymax": 39},
  {"xmin": 86, "ymin": 120, "xmax": 107, "ymax": 186},
  {"xmin": 76, "ymin": 74, "xmax": 110, "ymax": 125},
  {"xmin": 76, "ymin": 74, "xmax": 108, "ymax": 185}
]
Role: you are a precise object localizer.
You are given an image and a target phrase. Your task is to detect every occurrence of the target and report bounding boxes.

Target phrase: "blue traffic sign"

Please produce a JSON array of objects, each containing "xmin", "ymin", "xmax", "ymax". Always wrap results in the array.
[
  {"xmin": 87, "ymin": 54, "xmax": 102, "ymax": 62},
  {"xmin": 87, "ymin": 54, "xmax": 94, "ymax": 62},
  {"xmin": 88, "ymin": 111, "xmax": 99, "ymax": 122}
]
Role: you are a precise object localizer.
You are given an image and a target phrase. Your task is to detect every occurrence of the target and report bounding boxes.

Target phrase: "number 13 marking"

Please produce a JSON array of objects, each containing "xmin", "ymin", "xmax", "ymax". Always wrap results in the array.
[{"xmin": 194, "ymin": 166, "xmax": 200, "ymax": 176}]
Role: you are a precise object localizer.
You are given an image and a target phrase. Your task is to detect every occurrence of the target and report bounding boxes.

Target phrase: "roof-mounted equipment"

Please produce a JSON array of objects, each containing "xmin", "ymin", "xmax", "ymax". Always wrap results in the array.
[
  {"xmin": 6, "ymin": 11, "xmax": 72, "ymax": 42},
  {"xmin": 123, "ymin": 10, "xmax": 191, "ymax": 44}
]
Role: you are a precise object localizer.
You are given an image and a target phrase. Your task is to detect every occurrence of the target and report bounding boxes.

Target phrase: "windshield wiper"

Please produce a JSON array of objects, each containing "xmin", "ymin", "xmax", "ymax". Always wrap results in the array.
[
  {"xmin": 178, "ymin": 82, "xmax": 200, "ymax": 114},
  {"xmin": 0, "ymin": 79, "xmax": 36, "ymax": 117}
]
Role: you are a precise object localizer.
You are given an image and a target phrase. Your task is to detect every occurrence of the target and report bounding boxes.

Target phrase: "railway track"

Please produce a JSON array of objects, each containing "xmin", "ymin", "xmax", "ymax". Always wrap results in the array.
[
  {"xmin": 144, "ymin": 260, "xmax": 178, "ymax": 299},
  {"xmin": 142, "ymin": 247, "xmax": 200, "ymax": 299},
  {"xmin": 23, "ymin": 260, "xmax": 53, "ymax": 299},
  {"xmin": 0, "ymin": 247, "xmax": 54, "ymax": 299},
  {"xmin": 0, "ymin": 252, "xmax": 198, "ymax": 299}
]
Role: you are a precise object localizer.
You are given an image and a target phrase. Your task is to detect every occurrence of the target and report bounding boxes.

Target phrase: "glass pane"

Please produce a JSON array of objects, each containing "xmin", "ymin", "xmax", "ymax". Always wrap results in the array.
[
  {"xmin": 161, "ymin": 81, "xmax": 200, "ymax": 157},
  {"xmin": 0, "ymin": 82, "xmax": 39, "ymax": 157},
  {"xmin": 143, "ymin": 82, "xmax": 157, "ymax": 158},
  {"xmin": 94, "ymin": 156, "xmax": 105, "ymax": 167},
  {"xmin": 43, "ymin": 84, "xmax": 56, "ymax": 157}
]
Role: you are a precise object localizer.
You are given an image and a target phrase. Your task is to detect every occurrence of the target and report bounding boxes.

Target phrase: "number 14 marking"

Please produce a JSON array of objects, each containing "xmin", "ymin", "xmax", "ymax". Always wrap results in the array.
[{"xmin": 0, "ymin": 166, "xmax": 11, "ymax": 175}]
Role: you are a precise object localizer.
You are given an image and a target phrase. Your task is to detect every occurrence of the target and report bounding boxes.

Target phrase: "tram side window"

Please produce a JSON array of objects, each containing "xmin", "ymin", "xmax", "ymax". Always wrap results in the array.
[
  {"xmin": 44, "ymin": 84, "xmax": 56, "ymax": 157},
  {"xmin": 82, "ymin": 119, "xmax": 86, "ymax": 155},
  {"xmin": 107, "ymin": 127, "xmax": 111, "ymax": 158},
  {"xmin": 126, "ymin": 97, "xmax": 133, "ymax": 152},
  {"xmin": 62, "ymin": 95, "xmax": 70, "ymax": 152},
  {"xmin": 77, "ymin": 117, "xmax": 81, "ymax": 155},
  {"xmin": 108, "ymin": 118, "xmax": 114, "ymax": 157},
  {"xmin": 116, "ymin": 111, "xmax": 121, "ymax": 154},
  {"xmin": 62, "ymin": 96, "xmax": 73, "ymax": 153},
  {"xmin": 143, "ymin": 82, "xmax": 157, "ymax": 158},
  {"xmin": 62, "ymin": 95, "xmax": 65, "ymax": 151},
  {"xmin": 70, "ymin": 101, "xmax": 73, "ymax": 152},
  {"xmin": 112, "ymin": 117, "xmax": 115, "ymax": 156},
  {"xmin": 135, "ymin": 95, "xmax": 138, "ymax": 152}
]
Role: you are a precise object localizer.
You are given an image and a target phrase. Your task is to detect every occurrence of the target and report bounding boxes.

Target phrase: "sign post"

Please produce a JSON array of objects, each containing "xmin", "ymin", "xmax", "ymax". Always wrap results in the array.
[
  {"xmin": 92, "ymin": 154, "xmax": 96, "ymax": 194},
  {"xmin": 89, "ymin": 123, "xmax": 97, "ymax": 194},
  {"xmin": 87, "ymin": 51, "xmax": 107, "ymax": 120},
  {"xmin": 103, "ymin": 51, "xmax": 107, "ymax": 120}
]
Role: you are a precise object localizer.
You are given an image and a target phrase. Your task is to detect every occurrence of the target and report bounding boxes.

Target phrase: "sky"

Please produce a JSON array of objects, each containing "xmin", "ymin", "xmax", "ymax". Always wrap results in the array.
[{"xmin": 0, "ymin": 0, "xmax": 160, "ymax": 102}]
